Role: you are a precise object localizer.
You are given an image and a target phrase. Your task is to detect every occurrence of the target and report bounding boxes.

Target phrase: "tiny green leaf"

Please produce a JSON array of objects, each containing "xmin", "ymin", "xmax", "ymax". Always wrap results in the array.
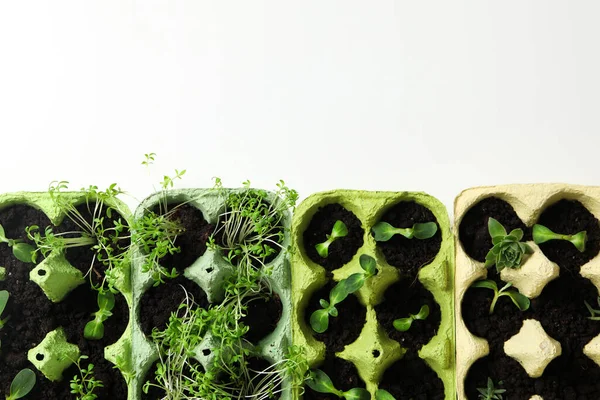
[
  {"xmin": 488, "ymin": 218, "xmax": 507, "ymax": 238},
  {"xmin": 533, "ymin": 224, "xmax": 587, "ymax": 252},
  {"xmin": 306, "ymin": 369, "xmax": 342, "ymax": 396},
  {"xmin": 315, "ymin": 243, "xmax": 330, "ymax": 259},
  {"xmin": 393, "ymin": 317, "xmax": 413, "ymax": 332},
  {"xmin": 412, "ymin": 222, "xmax": 438, "ymax": 239},
  {"xmin": 331, "ymin": 220, "xmax": 349, "ymax": 239},
  {"xmin": 8, "ymin": 369, "xmax": 36, "ymax": 400},
  {"xmin": 319, "ymin": 299, "xmax": 330, "ymax": 309},
  {"xmin": 0, "ymin": 225, "xmax": 6, "ymax": 242},
  {"xmin": 506, "ymin": 291, "xmax": 531, "ymax": 311},
  {"xmin": 571, "ymin": 231, "xmax": 587, "ymax": 252},
  {"xmin": 371, "ymin": 222, "xmax": 397, "ymax": 242},
  {"xmin": 0, "ymin": 290, "xmax": 8, "ymax": 316},
  {"xmin": 471, "ymin": 280, "xmax": 498, "ymax": 291},
  {"xmin": 375, "ymin": 389, "xmax": 396, "ymax": 400},
  {"xmin": 343, "ymin": 388, "xmax": 371, "ymax": 400},
  {"xmin": 329, "ymin": 280, "xmax": 351, "ymax": 306},
  {"xmin": 11, "ymin": 243, "xmax": 35, "ymax": 264},
  {"xmin": 414, "ymin": 304, "xmax": 430, "ymax": 320},
  {"xmin": 359, "ymin": 254, "xmax": 377, "ymax": 276},
  {"xmin": 344, "ymin": 273, "xmax": 365, "ymax": 294},
  {"xmin": 532, "ymin": 224, "xmax": 557, "ymax": 245},
  {"xmin": 310, "ymin": 309, "xmax": 330, "ymax": 334}
]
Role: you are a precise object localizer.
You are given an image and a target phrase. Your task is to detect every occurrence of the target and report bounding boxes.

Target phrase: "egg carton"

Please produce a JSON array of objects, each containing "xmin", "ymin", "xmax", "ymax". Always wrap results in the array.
[
  {"xmin": 130, "ymin": 188, "xmax": 293, "ymax": 400},
  {"xmin": 454, "ymin": 184, "xmax": 600, "ymax": 400},
  {"xmin": 0, "ymin": 192, "xmax": 133, "ymax": 391},
  {"xmin": 291, "ymin": 190, "xmax": 455, "ymax": 399}
]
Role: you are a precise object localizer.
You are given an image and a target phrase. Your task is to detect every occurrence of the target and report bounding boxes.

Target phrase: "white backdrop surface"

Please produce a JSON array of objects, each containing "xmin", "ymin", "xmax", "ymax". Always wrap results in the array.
[{"xmin": 0, "ymin": 1, "xmax": 598, "ymax": 213}]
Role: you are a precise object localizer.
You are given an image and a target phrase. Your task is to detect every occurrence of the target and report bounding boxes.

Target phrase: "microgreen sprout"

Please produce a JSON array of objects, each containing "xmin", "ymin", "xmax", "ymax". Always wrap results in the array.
[
  {"xmin": 372, "ymin": 221, "xmax": 437, "ymax": 242},
  {"xmin": 375, "ymin": 389, "xmax": 396, "ymax": 400},
  {"xmin": 393, "ymin": 304, "xmax": 429, "ymax": 332},
  {"xmin": 70, "ymin": 355, "xmax": 103, "ymax": 400},
  {"xmin": 477, "ymin": 377, "xmax": 505, "ymax": 400},
  {"xmin": 83, "ymin": 291, "xmax": 115, "ymax": 340},
  {"xmin": 306, "ymin": 369, "xmax": 370, "ymax": 400},
  {"xmin": 471, "ymin": 279, "xmax": 530, "ymax": 315},
  {"xmin": 485, "ymin": 218, "xmax": 533, "ymax": 273},
  {"xmin": 584, "ymin": 297, "xmax": 600, "ymax": 321},
  {"xmin": 310, "ymin": 255, "xmax": 378, "ymax": 333},
  {"xmin": 315, "ymin": 220, "xmax": 348, "ymax": 258},
  {"xmin": 533, "ymin": 224, "xmax": 587, "ymax": 252},
  {"xmin": 0, "ymin": 290, "xmax": 9, "ymax": 330},
  {"xmin": 5, "ymin": 369, "xmax": 36, "ymax": 400},
  {"xmin": 0, "ymin": 224, "xmax": 35, "ymax": 263}
]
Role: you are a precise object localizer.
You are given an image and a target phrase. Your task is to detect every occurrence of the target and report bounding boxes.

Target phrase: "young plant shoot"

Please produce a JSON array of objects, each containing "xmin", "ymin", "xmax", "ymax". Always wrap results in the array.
[
  {"xmin": 306, "ymin": 369, "xmax": 370, "ymax": 400},
  {"xmin": 0, "ymin": 224, "xmax": 34, "ymax": 263},
  {"xmin": 375, "ymin": 389, "xmax": 396, "ymax": 400},
  {"xmin": 472, "ymin": 280, "xmax": 530, "ymax": 315},
  {"xmin": 372, "ymin": 221, "xmax": 437, "ymax": 242},
  {"xmin": 393, "ymin": 304, "xmax": 429, "ymax": 332},
  {"xmin": 533, "ymin": 224, "xmax": 587, "ymax": 252},
  {"xmin": 5, "ymin": 369, "xmax": 36, "ymax": 400},
  {"xmin": 0, "ymin": 290, "xmax": 9, "ymax": 331},
  {"xmin": 485, "ymin": 218, "xmax": 533, "ymax": 272},
  {"xmin": 477, "ymin": 377, "xmax": 506, "ymax": 400},
  {"xmin": 70, "ymin": 355, "xmax": 104, "ymax": 400},
  {"xmin": 585, "ymin": 297, "xmax": 600, "ymax": 321},
  {"xmin": 310, "ymin": 255, "xmax": 377, "ymax": 333},
  {"xmin": 84, "ymin": 291, "xmax": 115, "ymax": 340},
  {"xmin": 315, "ymin": 220, "xmax": 348, "ymax": 258}
]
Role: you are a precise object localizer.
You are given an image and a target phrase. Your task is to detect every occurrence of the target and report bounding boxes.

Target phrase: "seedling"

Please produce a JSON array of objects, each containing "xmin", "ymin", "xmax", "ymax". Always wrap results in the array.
[
  {"xmin": 310, "ymin": 255, "xmax": 378, "ymax": 333},
  {"xmin": 306, "ymin": 369, "xmax": 370, "ymax": 400},
  {"xmin": 0, "ymin": 290, "xmax": 9, "ymax": 331},
  {"xmin": 585, "ymin": 296, "xmax": 600, "ymax": 321},
  {"xmin": 393, "ymin": 304, "xmax": 429, "ymax": 332},
  {"xmin": 375, "ymin": 389, "xmax": 396, "ymax": 400},
  {"xmin": 472, "ymin": 279, "xmax": 530, "ymax": 315},
  {"xmin": 315, "ymin": 220, "xmax": 348, "ymax": 258},
  {"xmin": 70, "ymin": 355, "xmax": 104, "ymax": 400},
  {"xmin": 5, "ymin": 368, "xmax": 36, "ymax": 400},
  {"xmin": 477, "ymin": 377, "xmax": 505, "ymax": 400},
  {"xmin": 0, "ymin": 224, "xmax": 35, "ymax": 263},
  {"xmin": 372, "ymin": 221, "xmax": 437, "ymax": 242},
  {"xmin": 84, "ymin": 291, "xmax": 115, "ymax": 340},
  {"xmin": 533, "ymin": 224, "xmax": 587, "ymax": 252},
  {"xmin": 485, "ymin": 218, "xmax": 533, "ymax": 272}
]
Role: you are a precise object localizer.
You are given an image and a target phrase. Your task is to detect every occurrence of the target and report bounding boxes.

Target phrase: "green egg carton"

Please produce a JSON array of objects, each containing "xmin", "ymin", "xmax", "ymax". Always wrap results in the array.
[
  {"xmin": 291, "ymin": 190, "xmax": 455, "ymax": 399},
  {"xmin": 130, "ymin": 188, "xmax": 293, "ymax": 400},
  {"xmin": 0, "ymin": 191, "xmax": 133, "ymax": 392}
]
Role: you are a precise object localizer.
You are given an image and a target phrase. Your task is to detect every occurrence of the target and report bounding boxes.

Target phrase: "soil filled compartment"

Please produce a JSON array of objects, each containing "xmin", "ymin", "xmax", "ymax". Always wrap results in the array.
[
  {"xmin": 305, "ymin": 280, "xmax": 366, "ymax": 353},
  {"xmin": 464, "ymin": 354, "xmax": 535, "ymax": 400},
  {"xmin": 138, "ymin": 275, "xmax": 209, "ymax": 336},
  {"xmin": 536, "ymin": 199, "xmax": 600, "ymax": 274},
  {"xmin": 149, "ymin": 202, "xmax": 214, "ymax": 274},
  {"xmin": 379, "ymin": 350, "xmax": 445, "ymax": 400},
  {"xmin": 375, "ymin": 278, "xmax": 441, "ymax": 350},
  {"xmin": 459, "ymin": 197, "xmax": 530, "ymax": 263},
  {"xmin": 303, "ymin": 203, "xmax": 364, "ymax": 271},
  {"xmin": 375, "ymin": 201, "xmax": 442, "ymax": 278},
  {"xmin": 240, "ymin": 292, "xmax": 283, "ymax": 344},
  {"xmin": 303, "ymin": 356, "xmax": 365, "ymax": 400}
]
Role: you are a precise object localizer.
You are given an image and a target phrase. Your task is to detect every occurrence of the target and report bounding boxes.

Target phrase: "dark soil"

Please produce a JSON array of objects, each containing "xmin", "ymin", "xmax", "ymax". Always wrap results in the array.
[
  {"xmin": 305, "ymin": 280, "xmax": 366, "ymax": 353},
  {"xmin": 241, "ymin": 292, "xmax": 283, "ymax": 344},
  {"xmin": 459, "ymin": 197, "xmax": 530, "ymax": 262},
  {"xmin": 375, "ymin": 278, "xmax": 441, "ymax": 350},
  {"xmin": 138, "ymin": 275, "xmax": 209, "ymax": 336},
  {"xmin": 465, "ymin": 354, "xmax": 535, "ymax": 400},
  {"xmin": 375, "ymin": 201, "xmax": 442, "ymax": 279},
  {"xmin": 536, "ymin": 199, "xmax": 600, "ymax": 274},
  {"xmin": 151, "ymin": 202, "xmax": 214, "ymax": 274},
  {"xmin": 303, "ymin": 204, "xmax": 364, "ymax": 271},
  {"xmin": 60, "ymin": 201, "xmax": 131, "ymax": 287},
  {"xmin": 303, "ymin": 356, "xmax": 365, "ymax": 400},
  {"xmin": 379, "ymin": 350, "xmax": 445, "ymax": 400},
  {"xmin": 0, "ymin": 204, "xmax": 129, "ymax": 399}
]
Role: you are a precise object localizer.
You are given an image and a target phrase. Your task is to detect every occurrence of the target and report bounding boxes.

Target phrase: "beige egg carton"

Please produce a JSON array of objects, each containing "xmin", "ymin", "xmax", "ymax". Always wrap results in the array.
[{"xmin": 454, "ymin": 184, "xmax": 600, "ymax": 400}]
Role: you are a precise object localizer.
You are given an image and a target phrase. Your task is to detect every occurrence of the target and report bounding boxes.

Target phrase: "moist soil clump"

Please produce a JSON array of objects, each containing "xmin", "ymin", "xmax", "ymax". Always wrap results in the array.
[
  {"xmin": 379, "ymin": 350, "xmax": 445, "ymax": 400},
  {"xmin": 241, "ymin": 292, "xmax": 283, "ymax": 343}
]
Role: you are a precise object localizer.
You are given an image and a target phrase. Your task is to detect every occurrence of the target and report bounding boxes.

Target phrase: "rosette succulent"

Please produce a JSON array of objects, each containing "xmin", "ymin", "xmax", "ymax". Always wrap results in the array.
[{"xmin": 485, "ymin": 218, "xmax": 533, "ymax": 272}]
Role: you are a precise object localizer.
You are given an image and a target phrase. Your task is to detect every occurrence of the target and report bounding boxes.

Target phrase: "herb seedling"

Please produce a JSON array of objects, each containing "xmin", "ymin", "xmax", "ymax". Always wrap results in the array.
[
  {"xmin": 375, "ymin": 389, "xmax": 396, "ymax": 400},
  {"xmin": 477, "ymin": 377, "xmax": 506, "ymax": 400},
  {"xmin": 315, "ymin": 220, "xmax": 348, "ymax": 258},
  {"xmin": 0, "ymin": 290, "xmax": 9, "ymax": 330},
  {"xmin": 5, "ymin": 369, "xmax": 36, "ymax": 400},
  {"xmin": 84, "ymin": 291, "xmax": 115, "ymax": 340},
  {"xmin": 70, "ymin": 355, "xmax": 104, "ymax": 400},
  {"xmin": 310, "ymin": 255, "xmax": 377, "ymax": 333},
  {"xmin": 533, "ymin": 224, "xmax": 587, "ymax": 252},
  {"xmin": 584, "ymin": 296, "xmax": 600, "ymax": 321},
  {"xmin": 393, "ymin": 304, "xmax": 430, "ymax": 332},
  {"xmin": 485, "ymin": 218, "xmax": 533, "ymax": 272},
  {"xmin": 472, "ymin": 279, "xmax": 530, "ymax": 315},
  {"xmin": 372, "ymin": 221, "xmax": 437, "ymax": 242},
  {"xmin": 0, "ymin": 224, "xmax": 34, "ymax": 263},
  {"xmin": 306, "ymin": 369, "xmax": 370, "ymax": 400}
]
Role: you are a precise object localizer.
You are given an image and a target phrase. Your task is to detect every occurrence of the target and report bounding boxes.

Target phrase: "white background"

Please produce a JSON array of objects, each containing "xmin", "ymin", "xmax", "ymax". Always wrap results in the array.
[{"xmin": 0, "ymin": 1, "xmax": 599, "ymax": 213}]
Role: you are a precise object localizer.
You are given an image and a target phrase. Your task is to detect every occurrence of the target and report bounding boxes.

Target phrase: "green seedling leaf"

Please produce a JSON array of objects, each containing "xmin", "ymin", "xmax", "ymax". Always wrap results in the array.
[
  {"xmin": 472, "ymin": 279, "xmax": 530, "ymax": 314},
  {"xmin": 7, "ymin": 368, "xmax": 36, "ymax": 400},
  {"xmin": 372, "ymin": 221, "xmax": 438, "ymax": 242},
  {"xmin": 376, "ymin": 389, "xmax": 396, "ymax": 400},
  {"xmin": 533, "ymin": 224, "xmax": 587, "ymax": 253},
  {"xmin": 315, "ymin": 220, "xmax": 348, "ymax": 258},
  {"xmin": 329, "ymin": 280, "xmax": 351, "ymax": 306},
  {"xmin": 344, "ymin": 273, "xmax": 365, "ymax": 294},
  {"xmin": 319, "ymin": 299, "xmax": 330, "ymax": 309},
  {"xmin": 471, "ymin": 280, "xmax": 498, "ymax": 291},
  {"xmin": 506, "ymin": 291, "xmax": 531, "ymax": 311},
  {"xmin": 306, "ymin": 369, "xmax": 343, "ymax": 397},
  {"xmin": 0, "ymin": 291, "xmax": 8, "ymax": 317},
  {"xmin": 310, "ymin": 309, "xmax": 330, "ymax": 333},
  {"xmin": 359, "ymin": 254, "xmax": 377, "ymax": 277},
  {"xmin": 412, "ymin": 222, "xmax": 438, "ymax": 239},
  {"xmin": 84, "ymin": 291, "xmax": 115, "ymax": 340},
  {"xmin": 371, "ymin": 222, "xmax": 398, "ymax": 241},
  {"xmin": 393, "ymin": 318, "xmax": 413, "ymax": 332},
  {"xmin": 343, "ymin": 388, "xmax": 371, "ymax": 400},
  {"xmin": 0, "ymin": 225, "xmax": 6, "ymax": 242},
  {"xmin": 485, "ymin": 218, "xmax": 532, "ymax": 272},
  {"xmin": 488, "ymin": 218, "xmax": 507, "ymax": 238},
  {"xmin": 415, "ymin": 304, "xmax": 430, "ymax": 320},
  {"xmin": 11, "ymin": 243, "xmax": 35, "ymax": 264}
]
